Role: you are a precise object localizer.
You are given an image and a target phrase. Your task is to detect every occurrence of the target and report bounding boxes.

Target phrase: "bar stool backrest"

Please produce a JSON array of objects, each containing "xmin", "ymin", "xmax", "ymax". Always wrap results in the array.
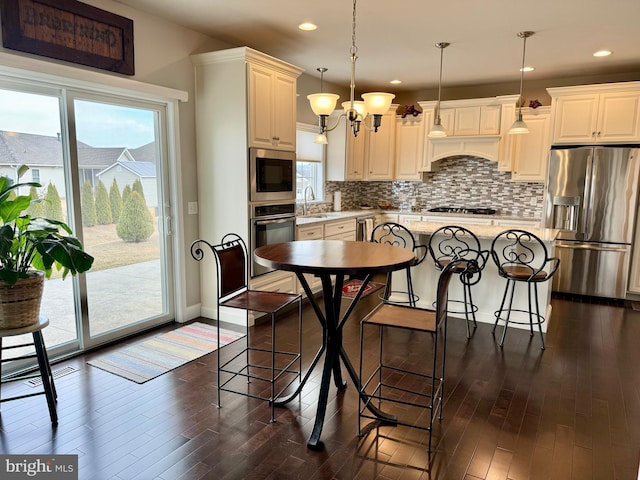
[
  {"xmin": 490, "ymin": 229, "xmax": 559, "ymax": 281},
  {"xmin": 371, "ymin": 222, "xmax": 428, "ymax": 265},
  {"xmin": 191, "ymin": 233, "xmax": 249, "ymax": 300},
  {"xmin": 428, "ymin": 225, "xmax": 484, "ymax": 265}
]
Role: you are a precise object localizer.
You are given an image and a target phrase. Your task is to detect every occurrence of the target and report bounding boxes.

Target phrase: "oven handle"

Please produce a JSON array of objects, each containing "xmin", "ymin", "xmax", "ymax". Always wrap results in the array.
[{"xmin": 254, "ymin": 217, "xmax": 295, "ymax": 226}]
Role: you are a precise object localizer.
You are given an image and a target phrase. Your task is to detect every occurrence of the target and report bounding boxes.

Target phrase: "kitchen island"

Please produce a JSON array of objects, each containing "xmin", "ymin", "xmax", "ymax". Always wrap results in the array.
[{"xmin": 397, "ymin": 221, "xmax": 559, "ymax": 332}]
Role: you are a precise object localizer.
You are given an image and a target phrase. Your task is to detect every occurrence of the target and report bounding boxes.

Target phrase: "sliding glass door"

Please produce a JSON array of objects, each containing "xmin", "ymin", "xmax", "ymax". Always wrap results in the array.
[
  {"xmin": 0, "ymin": 80, "xmax": 174, "ymax": 357},
  {"xmin": 70, "ymin": 95, "xmax": 172, "ymax": 345}
]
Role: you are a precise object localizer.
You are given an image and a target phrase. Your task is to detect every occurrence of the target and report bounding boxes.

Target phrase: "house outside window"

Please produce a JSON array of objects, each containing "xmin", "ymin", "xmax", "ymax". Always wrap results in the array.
[
  {"xmin": 296, "ymin": 123, "xmax": 324, "ymax": 201},
  {"xmin": 31, "ymin": 168, "xmax": 40, "ymax": 184}
]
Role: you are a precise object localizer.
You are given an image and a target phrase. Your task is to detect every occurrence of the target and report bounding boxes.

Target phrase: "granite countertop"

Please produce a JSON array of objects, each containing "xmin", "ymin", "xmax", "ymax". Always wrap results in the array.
[
  {"xmin": 406, "ymin": 221, "xmax": 559, "ymax": 242},
  {"xmin": 296, "ymin": 209, "xmax": 541, "ymax": 226}
]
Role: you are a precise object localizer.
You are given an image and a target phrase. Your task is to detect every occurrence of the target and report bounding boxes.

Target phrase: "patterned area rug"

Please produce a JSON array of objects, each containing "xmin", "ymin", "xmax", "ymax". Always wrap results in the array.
[
  {"xmin": 87, "ymin": 322, "xmax": 244, "ymax": 383},
  {"xmin": 342, "ymin": 279, "xmax": 385, "ymax": 299}
]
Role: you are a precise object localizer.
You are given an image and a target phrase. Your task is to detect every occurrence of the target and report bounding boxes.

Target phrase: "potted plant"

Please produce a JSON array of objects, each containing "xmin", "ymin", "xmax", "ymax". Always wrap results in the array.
[{"xmin": 0, "ymin": 166, "xmax": 94, "ymax": 329}]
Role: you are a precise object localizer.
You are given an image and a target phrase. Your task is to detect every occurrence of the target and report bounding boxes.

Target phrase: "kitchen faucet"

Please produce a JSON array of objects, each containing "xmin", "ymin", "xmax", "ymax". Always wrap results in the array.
[{"xmin": 303, "ymin": 186, "xmax": 315, "ymax": 215}]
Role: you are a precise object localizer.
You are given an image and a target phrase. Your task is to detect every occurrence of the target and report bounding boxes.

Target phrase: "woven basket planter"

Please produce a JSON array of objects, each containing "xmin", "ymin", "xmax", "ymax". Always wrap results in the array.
[{"xmin": 0, "ymin": 273, "xmax": 44, "ymax": 330}]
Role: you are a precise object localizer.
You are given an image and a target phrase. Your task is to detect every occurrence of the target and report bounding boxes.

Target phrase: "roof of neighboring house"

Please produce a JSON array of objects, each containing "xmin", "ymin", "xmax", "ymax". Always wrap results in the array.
[
  {"xmin": 0, "ymin": 131, "xmax": 130, "ymax": 168},
  {"xmin": 130, "ymin": 142, "xmax": 157, "ymax": 163},
  {"xmin": 97, "ymin": 160, "xmax": 156, "ymax": 179},
  {"xmin": 76, "ymin": 144, "xmax": 130, "ymax": 167}
]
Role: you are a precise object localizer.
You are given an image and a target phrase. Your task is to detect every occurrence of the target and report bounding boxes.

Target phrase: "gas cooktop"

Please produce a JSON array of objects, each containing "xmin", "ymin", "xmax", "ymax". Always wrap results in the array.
[{"xmin": 427, "ymin": 207, "xmax": 497, "ymax": 215}]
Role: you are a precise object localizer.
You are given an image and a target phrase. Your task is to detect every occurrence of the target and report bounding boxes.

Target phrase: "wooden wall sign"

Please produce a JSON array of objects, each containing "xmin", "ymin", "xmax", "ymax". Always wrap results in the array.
[{"xmin": 1, "ymin": 0, "xmax": 134, "ymax": 75}]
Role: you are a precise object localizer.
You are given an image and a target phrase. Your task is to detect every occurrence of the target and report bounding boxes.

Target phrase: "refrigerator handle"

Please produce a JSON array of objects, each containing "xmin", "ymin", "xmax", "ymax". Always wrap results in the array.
[{"xmin": 582, "ymin": 149, "xmax": 594, "ymax": 237}]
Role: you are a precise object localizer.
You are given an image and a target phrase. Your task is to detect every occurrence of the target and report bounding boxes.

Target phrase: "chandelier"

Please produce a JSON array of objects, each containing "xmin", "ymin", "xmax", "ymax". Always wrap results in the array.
[{"xmin": 307, "ymin": 0, "xmax": 395, "ymax": 144}]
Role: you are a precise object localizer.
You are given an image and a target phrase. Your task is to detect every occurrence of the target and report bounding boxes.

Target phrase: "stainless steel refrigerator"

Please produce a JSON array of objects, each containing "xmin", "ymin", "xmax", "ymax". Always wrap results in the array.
[{"xmin": 544, "ymin": 146, "xmax": 640, "ymax": 299}]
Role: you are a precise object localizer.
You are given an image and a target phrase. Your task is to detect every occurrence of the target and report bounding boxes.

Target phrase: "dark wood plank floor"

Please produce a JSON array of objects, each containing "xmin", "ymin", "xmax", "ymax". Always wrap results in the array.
[{"xmin": 1, "ymin": 293, "xmax": 640, "ymax": 479}]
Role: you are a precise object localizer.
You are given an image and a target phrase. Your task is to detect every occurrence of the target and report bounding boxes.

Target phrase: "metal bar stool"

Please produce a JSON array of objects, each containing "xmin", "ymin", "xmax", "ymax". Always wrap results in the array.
[
  {"xmin": 370, "ymin": 222, "xmax": 427, "ymax": 307},
  {"xmin": 428, "ymin": 225, "xmax": 489, "ymax": 338},
  {"xmin": 0, "ymin": 316, "xmax": 58, "ymax": 426},
  {"xmin": 191, "ymin": 234, "xmax": 302, "ymax": 422},
  {"xmin": 490, "ymin": 229, "xmax": 560, "ymax": 349},
  {"xmin": 358, "ymin": 259, "xmax": 475, "ymax": 453}
]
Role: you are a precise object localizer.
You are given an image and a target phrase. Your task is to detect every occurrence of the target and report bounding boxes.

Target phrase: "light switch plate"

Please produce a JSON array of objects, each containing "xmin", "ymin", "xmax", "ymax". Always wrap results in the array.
[{"xmin": 188, "ymin": 202, "xmax": 198, "ymax": 215}]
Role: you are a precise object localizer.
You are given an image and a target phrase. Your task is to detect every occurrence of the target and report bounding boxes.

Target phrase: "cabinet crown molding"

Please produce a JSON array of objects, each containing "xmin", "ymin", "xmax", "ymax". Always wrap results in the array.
[
  {"xmin": 547, "ymin": 81, "xmax": 640, "ymax": 98},
  {"xmin": 191, "ymin": 46, "xmax": 303, "ymax": 77},
  {"xmin": 418, "ymin": 95, "xmax": 520, "ymax": 109}
]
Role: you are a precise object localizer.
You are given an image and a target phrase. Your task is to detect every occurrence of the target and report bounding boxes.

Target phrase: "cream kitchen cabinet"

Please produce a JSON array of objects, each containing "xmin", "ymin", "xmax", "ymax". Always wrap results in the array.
[
  {"xmin": 395, "ymin": 115, "xmax": 424, "ymax": 180},
  {"xmin": 324, "ymin": 218, "xmax": 357, "ymax": 240},
  {"xmin": 191, "ymin": 47, "xmax": 302, "ymax": 319},
  {"xmin": 510, "ymin": 107, "xmax": 552, "ymax": 182},
  {"xmin": 248, "ymin": 62, "xmax": 298, "ymax": 150},
  {"xmin": 250, "ymin": 270, "xmax": 297, "ymax": 295},
  {"xmin": 326, "ymin": 106, "xmax": 397, "ymax": 181},
  {"xmin": 295, "ymin": 219, "xmax": 356, "ymax": 294},
  {"xmin": 418, "ymin": 95, "xmax": 520, "ymax": 172},
  {"xmin": 295, "ymin": 224, "xmax": 323, "ymax": 293},
  {"xmin": 548, "ymin": 82, "xmax": 640, "ymax": 145},
  {"xmin": 437, "ymin": 105, "xmax": 502, "ymax": 136}
]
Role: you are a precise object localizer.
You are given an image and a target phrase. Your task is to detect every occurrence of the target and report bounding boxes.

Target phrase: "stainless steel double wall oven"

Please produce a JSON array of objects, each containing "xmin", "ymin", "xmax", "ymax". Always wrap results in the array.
[{"xmin": 249, "ymin": 148, "xmax": 297, "ymax": 277}]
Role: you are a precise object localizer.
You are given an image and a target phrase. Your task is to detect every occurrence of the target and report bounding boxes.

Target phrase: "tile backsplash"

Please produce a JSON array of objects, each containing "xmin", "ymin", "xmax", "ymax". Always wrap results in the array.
[{"xmin": 325, "ymin": 156, "xmax": 544, "ymax": 218}]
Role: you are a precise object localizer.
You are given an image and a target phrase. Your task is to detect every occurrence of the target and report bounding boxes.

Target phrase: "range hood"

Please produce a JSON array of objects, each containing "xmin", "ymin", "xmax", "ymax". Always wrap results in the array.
[
  {"xmin": 428, "ymin": 135, "xmax": 501, "ymax": 163},
  {"xmin": 418, "ymin": 95, "xmax": 519, "ymax": 169}
]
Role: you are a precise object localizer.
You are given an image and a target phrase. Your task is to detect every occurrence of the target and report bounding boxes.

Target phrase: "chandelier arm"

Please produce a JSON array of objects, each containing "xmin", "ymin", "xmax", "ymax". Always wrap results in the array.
[{"xmin": 323, "ymin": 113, "xmax": 348, "ymax": 134}]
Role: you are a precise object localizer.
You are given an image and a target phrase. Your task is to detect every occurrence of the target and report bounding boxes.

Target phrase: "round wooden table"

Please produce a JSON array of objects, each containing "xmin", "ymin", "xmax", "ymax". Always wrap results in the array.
[{"xmin": 254, "ymin": 240, "xmax": 416, "ymax": 449}]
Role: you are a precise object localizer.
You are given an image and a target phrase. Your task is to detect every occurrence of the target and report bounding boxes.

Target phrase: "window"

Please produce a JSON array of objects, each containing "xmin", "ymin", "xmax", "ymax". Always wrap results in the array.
[
  {"xmin": 296, "ymin": 123, "xmax": 324, "ymax": 201},
  {"xmin": 31, "ymin": 168, "xmax": 40, "ymax": 184}
]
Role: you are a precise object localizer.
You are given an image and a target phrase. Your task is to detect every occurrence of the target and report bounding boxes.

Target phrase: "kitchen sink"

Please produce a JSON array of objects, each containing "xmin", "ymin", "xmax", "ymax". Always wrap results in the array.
[{"xmin": 300, "ymin": 212, "xmax": 345, "ymax": 219}]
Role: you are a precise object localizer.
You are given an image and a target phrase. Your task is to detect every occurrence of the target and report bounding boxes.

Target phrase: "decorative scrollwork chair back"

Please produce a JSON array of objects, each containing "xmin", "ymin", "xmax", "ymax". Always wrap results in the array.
[{"xmin": 370, "ymin": 222, "xmax": 428, "ymax": 307}]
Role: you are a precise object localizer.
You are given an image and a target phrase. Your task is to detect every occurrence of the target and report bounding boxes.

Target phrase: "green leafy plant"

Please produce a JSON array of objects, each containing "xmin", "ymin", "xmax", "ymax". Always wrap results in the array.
[{"xmin": 0, "ymin": 166, "xmax": 94, "ymax": 285}]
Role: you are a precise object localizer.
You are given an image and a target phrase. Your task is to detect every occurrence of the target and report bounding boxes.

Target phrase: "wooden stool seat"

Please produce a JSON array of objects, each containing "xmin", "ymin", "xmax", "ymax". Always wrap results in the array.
[{"xmin": 0, "ymin": 316, "xmax": 58, "ymax": 426}]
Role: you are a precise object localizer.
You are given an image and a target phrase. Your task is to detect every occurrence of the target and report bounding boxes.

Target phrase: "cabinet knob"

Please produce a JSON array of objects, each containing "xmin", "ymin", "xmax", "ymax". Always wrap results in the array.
[
  {"xmin": 597, "ymin": 131, "xmax": 601, "ymax": 137},
  {"xmin": 592, "ymin": 131, "xmax": 596, "ymax": 138}
]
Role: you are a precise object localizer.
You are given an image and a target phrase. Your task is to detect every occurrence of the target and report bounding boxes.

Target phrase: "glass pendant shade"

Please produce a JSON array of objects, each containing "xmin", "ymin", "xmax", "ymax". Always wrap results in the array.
[
  {"xmin": 361, "ymin": 92, "xmax": 395, "ymax": 115},
  {"xmin": 509, "ymin": 112, "xmax": 530, "ymax": 134},
  {"xmin": 314, "ymin": 133, "xmax": 328, "ymax": 144},
  {"xmin": 428, "ymin": 119, "xmax": 448, "ymax": 138},
  {"xmin": 341, "ymin": 100, "xmax": 368, "ymax": 120},
  {"xmin": 307, "ymin": 93, "xmax": 340, "ymax": 116}
]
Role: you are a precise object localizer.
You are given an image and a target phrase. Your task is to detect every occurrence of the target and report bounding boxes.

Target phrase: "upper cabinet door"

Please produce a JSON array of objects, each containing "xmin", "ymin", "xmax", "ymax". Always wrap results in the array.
[
  {"xmin": 454, "ymin": 106, "xmax": 481, "ymax": 135},
  {"xmin": 273, "ymin": 74, "xmax": 297, "ymax": 150},
  {"xmin": 550, "ymin": 85, "xmax": 640, "ymax": 145},
  {"xmin": 248, "ymin": 63, "xmax": 297, "ymax": 151},
  {"xmin": 366, "ymin": 110, "xmax": 396, "ymax": 180},
  {"xmin": 395, "ymin": 115, "xmax": 424, "ymax": 180},
  {"xmin": 551, "ymin": 94, "xmax": 599, "ymax": 144},
  {"xmin": 512, "ymin": 108, "xmax": 552, "ymax": 182},
  {"xmin": 596, "ymin": 92, "xmax": 640, "ymax": 143},
  {"xmin": 248, "ymin": 64, "xmax": 276, "ymax": 148}
]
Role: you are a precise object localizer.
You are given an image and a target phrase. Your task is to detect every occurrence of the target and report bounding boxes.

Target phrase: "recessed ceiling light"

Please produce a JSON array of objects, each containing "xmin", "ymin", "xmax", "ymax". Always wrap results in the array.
[
  {"xmin": 520, "ymin": 66, "xmax": 535, "ymax": 72},
  {"xmin": 390, "ymin": 79, "xmax": 402, "ymax": 85},
  {"xmin": 593, "ymin": 49, "xmax": 612, "ymax": 57},
  {"xmin": 298, "ymin": 22, "xmax": 317, "ymax": 31}
]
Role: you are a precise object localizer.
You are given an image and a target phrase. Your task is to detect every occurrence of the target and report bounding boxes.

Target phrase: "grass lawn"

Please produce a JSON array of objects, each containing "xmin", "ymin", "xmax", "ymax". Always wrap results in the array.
[{"xmin": 82, "ymin": 223, "xmax": 160, "ymax": 272}]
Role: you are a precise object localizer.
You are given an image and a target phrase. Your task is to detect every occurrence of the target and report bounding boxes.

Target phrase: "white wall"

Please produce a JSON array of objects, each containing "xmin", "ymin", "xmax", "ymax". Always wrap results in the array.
[{"xmin": 0, "ymin": 0, "xmax": 232, "ymax": 313}]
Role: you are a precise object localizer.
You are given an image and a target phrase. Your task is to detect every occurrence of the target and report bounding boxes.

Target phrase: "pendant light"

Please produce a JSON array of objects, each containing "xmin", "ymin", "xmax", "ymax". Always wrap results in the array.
[
  {"xmin": 307, "ymin": 0, "xmax": 395, "ymax": 142},
  {"xmin": 428, "ymin": 42, "xmax": 450, "ymax": 138},
  {"xmin": 509, "ymin": 31, "xmax": 534, "ymax": 135},
  {"xmin": 308, "ymin": 67, "xmax": 334, "ymax": 144}
]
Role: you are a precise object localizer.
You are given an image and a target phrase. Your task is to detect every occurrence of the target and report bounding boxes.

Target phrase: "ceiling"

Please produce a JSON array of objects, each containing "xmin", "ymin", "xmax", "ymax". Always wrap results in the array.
[{"xmin": 115, "ymin": 0, "xmax": 640, "ymax": 93}]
